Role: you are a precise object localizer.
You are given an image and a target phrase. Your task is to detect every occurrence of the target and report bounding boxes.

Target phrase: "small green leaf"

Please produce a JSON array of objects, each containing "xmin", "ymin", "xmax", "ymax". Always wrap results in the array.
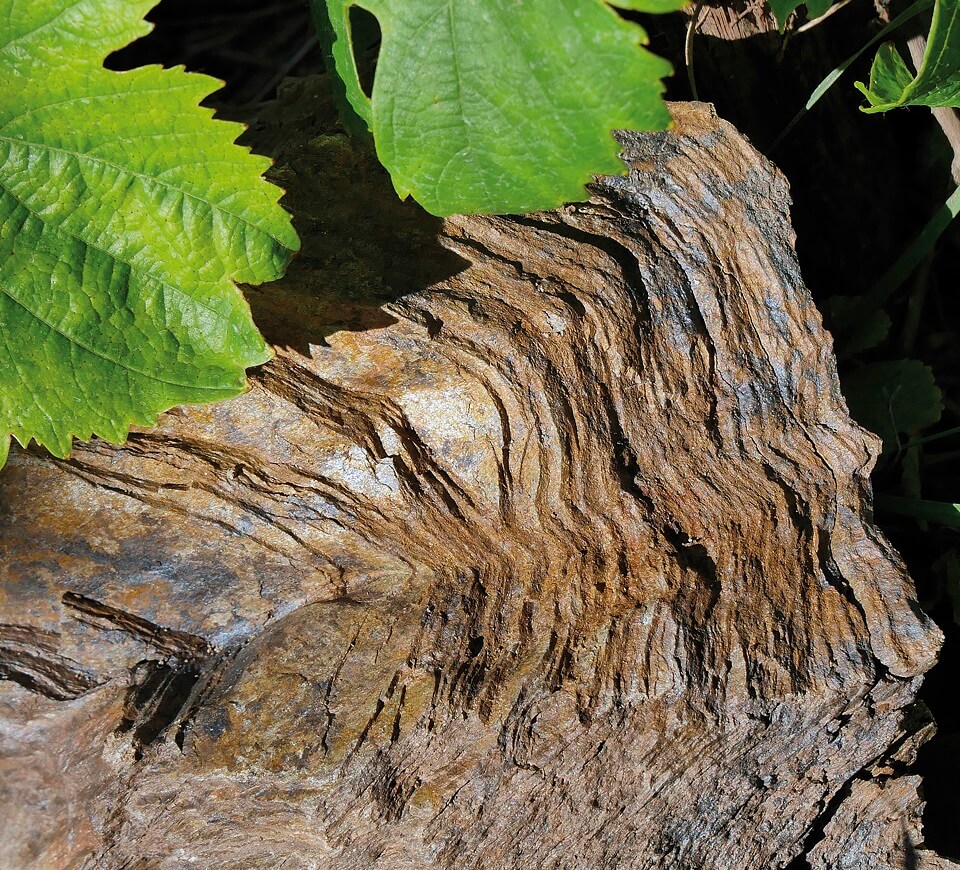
[
  {"xmin": 842, "ymin": 360, "xmax": 943, "ymax": 453},
  {"xmin": 767, "ymin": 0, "xmax": 833, "ymax": 30},
  {"xmin": 0, "ymin": 0, "xmax": 299, "ymax": 468},
  {"xmin": 311, "ymin": 0, "xmax": 683, "ymax": 216},
  {"xmin": 856, "ymin": 0, "xmax": 960, "ymax": 111},
  {"xmin": 771, "ymin": 0, "xmax": 933, "ymax": 149}
]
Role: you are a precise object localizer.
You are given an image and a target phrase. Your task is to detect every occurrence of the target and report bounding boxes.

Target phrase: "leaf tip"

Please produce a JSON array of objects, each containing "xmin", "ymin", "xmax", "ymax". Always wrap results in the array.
[{"xmin": 258, "ymin": 342, "xmax": 278, "ymax": 367}]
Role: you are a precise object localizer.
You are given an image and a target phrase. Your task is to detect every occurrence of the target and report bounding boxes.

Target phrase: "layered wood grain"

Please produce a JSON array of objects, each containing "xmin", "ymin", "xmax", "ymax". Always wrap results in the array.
[{"xmin": 0, "ymin": 77, "xmax": 952, "ymax": 869}]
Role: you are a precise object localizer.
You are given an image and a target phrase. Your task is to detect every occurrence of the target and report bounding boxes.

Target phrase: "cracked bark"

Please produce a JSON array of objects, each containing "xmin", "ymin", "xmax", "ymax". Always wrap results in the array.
[{"xmin": 0, "ymin": 77, "xmax": 955, "ymax": 868}]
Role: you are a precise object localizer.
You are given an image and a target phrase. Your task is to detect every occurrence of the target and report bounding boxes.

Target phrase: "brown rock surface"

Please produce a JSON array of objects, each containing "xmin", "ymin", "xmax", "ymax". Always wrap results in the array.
[{"xmin": 0, "ymin": 78, "xmax": 953, "ymax": 868}]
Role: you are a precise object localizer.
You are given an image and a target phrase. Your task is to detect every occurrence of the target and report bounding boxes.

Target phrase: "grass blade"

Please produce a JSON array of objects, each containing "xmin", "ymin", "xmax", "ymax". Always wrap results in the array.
[
  {"xmin": 770, "ymin": 0, "xmax": 934, "ymax": 151},
  {"xmin": 875, "ymin": 493, "xmax": 960, "ymax": 527},
  {"xmin": 864, "ymin": 184, "xmax": 960, "ymax": 308}
]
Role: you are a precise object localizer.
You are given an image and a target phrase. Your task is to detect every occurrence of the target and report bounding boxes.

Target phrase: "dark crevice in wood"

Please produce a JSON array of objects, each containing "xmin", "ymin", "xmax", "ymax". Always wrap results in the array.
[
  {"xmin": 63, "ymin": 592, "xmax": 214, "ymax": 659},
  {"xmin": 0, "ymin": 624, "xmax": 99, "ymax": 700}
]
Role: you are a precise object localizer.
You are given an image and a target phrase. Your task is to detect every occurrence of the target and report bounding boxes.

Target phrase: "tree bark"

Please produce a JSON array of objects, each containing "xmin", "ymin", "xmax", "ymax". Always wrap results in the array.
[{"xmin": 0, "ymin": 77, "xmax": 954, "ymax": 869}]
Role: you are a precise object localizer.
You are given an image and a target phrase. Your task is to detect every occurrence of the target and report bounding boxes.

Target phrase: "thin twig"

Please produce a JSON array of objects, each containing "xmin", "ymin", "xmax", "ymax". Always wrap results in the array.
[
  {"xmin": 796, "ymin": 0, "xmax": 856, "ymax": 33},
  {"xmin": 685, "ymin": 0, "xmax": 706, "ymax": 101}
]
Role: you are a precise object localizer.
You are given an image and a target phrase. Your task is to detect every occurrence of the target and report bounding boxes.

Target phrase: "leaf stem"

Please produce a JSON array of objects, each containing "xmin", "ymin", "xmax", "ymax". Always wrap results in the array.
[
  {"xmin": 906, "ymin": 33, "xmax": 960, "ymax": 183},
  {"xmin": 904, "ymin": 424, "xmax": 960, "ymax": 448}
]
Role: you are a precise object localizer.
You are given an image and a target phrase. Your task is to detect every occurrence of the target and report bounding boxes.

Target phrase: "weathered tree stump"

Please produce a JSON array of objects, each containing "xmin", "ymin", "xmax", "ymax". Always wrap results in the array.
[{"xmin": 0, "ymin": 78, "xmax": 954, "ymax": 868}]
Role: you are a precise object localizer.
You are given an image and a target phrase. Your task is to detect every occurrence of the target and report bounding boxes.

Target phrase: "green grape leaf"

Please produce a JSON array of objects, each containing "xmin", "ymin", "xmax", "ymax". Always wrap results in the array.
[
  {"xmin": 856, "ymin": 0, "xmax": 960, "ymax": 111},
  {"xmin": 310, "ymin": 0, "xmax": 684, "ymax": 216},
  {"xmin": 767, "ymin": 0, "xmax": 833, "ymax": 30},
  {"xmin": 842, "ymin": 360, "xmax": 943, "ymax": 453},
  {"xmin": 607, "ymin": 0, "xmax": 694, "ymax": 14},
  {"xmin": 0, "ymin": 0, "xmax": 299, "ymax": 468}
]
